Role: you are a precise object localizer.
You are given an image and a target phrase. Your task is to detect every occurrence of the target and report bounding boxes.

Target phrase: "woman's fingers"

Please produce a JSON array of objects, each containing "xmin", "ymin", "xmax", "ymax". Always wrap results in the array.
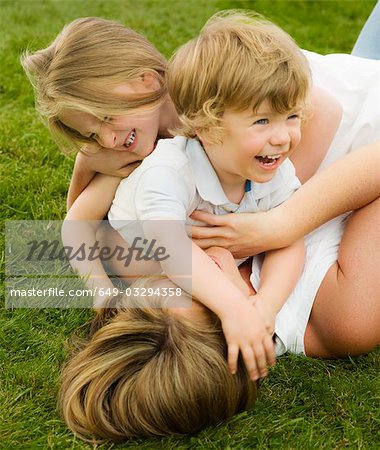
[
  {"xmin": 188, "ymin": 224, "xmax": 225, "ymax": 239},
  {"xmin": 192, "ymin": 238, "xmax": 227, "ymax": 249},
  {"xmin": 190, "ymin": 210, "xmax": 228, "ymax": 226}
]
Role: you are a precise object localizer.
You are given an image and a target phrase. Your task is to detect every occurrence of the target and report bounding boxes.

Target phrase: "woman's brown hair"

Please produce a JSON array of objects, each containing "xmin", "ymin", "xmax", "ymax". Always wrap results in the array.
[{"xmin": 59, "ymin": 283, "xmax": 257, "ymax": 442}]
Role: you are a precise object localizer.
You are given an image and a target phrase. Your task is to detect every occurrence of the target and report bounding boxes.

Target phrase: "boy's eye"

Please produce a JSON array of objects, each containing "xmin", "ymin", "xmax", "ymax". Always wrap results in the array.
[
  {"xmin": 103, "ymin": 116, "xmax": 112, "ymax": 123},
  {"xmin": 89, "ymin": 133, "xmax": 96, "ymax": 139},
  {"xmin": 288, "ymin": 113, "xmax": 300, "ymax": 120},
  {"xmin": 254, "ymin": 118, "xmax": 269, "ymax": 125}
]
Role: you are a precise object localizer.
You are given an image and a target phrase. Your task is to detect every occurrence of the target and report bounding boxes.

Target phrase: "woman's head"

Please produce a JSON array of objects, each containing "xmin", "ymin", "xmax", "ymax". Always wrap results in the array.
[
  {"xmin": 59, "ymin": 281, "xmax": 257, "ymax": 442},
  {"xmin": 21, "ymin": 17, "xmax": 168, "ymax": 154},
  {"xmin": 168, "ymin": 10, "xmax": 311, "ymax": 143}
]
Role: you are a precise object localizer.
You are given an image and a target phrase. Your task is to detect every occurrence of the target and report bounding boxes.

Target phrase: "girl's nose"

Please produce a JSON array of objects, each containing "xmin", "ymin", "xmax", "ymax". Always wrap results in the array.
[{"xmin": 97, "ymin": 127, "xmax": 117, "ymax": 148}]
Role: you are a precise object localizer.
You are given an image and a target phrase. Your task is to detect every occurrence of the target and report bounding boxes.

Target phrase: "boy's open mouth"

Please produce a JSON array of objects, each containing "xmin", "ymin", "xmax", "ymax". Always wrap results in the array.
[{"xmin": 255, "ymin": 154, "xmax": 281, "ymax": 166}]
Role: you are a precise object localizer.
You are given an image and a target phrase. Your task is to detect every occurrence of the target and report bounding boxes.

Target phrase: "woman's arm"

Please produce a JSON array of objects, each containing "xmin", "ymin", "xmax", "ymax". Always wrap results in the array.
[
  {"xmin": 190, "ymin": 141, "xmax": 380, "ymax": 256},
  {"xmin": 67, "ymin": 152, "xmax": 96, "ymax": 211}
]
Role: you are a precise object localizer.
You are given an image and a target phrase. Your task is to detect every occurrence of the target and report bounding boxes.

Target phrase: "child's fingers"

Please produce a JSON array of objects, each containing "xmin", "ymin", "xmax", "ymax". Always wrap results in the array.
[
  {"xmin": 227, "ymin": 343, "xmax": 239, "ymax": 375},
  {"xmin": 263, "ymin": 334, "xmax": 276, "ymax": 367},
  {"xmin": 252, "ymin": 342, "xmax": 268, "ymax": 379},
  {"xmin": 241, "ymin": 345, "xmax": 259, "ymax": 380}
]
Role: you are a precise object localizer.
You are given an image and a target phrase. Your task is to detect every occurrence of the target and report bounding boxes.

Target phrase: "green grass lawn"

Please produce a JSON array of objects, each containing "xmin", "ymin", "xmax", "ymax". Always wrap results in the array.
[{"xmin": 1, "ymin": 0, "xmax": 379, "ymax": 448}]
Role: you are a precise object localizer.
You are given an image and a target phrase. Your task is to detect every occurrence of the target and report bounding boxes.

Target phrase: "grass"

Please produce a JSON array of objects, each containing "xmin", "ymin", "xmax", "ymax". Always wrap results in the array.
[{"xmin": 1, "ymin": 0, "xmax": 379, "ymax": 448}]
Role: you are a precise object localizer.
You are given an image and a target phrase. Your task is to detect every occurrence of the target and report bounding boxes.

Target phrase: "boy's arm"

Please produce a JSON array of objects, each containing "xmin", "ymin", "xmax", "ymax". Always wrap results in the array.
[
  {"xmin": 63, "ymin": 174, "xmax": 122, "ymax": 308},
  {"xmin": 254, "ymin": 239, "xmax": 305, "ymax": 333},
  {"xmin": 144, "ymin": 220, "xmax": 275, "ymax": 380}
]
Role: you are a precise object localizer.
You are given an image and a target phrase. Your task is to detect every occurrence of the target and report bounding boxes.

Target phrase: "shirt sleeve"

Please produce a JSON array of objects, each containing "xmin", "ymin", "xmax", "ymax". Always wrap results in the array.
[{"xmin": 133, "ymin": 165, "xmax": 193, "ymax": 221}]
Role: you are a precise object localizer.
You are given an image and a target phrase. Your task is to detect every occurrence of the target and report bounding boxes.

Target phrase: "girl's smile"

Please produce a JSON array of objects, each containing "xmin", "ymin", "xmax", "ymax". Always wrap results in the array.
[{"xmin": 59, "ymin": 109, "xmax": 160, "ymax": 158}]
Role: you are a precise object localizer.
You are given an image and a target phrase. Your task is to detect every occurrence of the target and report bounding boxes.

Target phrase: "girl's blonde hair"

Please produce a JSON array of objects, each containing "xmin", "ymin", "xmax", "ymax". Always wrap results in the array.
[
  {"xmin": 59, "ymin": 280, "xmax": 257, "ymax": 442},
  {"xmin": 21, "ymin": 17, "xmax": 167, "ymax": 151},
  {"xmin": 168, "ymin": 11, "xmax": 311, "ymax": 142}
]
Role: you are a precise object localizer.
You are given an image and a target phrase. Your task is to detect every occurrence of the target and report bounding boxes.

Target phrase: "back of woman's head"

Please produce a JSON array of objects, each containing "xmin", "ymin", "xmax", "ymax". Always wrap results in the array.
[
  {"xmin": 59, "ymin": 289, "xmax": 257, "ymax": 442},
  {"xmin": 21, "ymin": 17, "xmax": 167, "ymax": 149}
]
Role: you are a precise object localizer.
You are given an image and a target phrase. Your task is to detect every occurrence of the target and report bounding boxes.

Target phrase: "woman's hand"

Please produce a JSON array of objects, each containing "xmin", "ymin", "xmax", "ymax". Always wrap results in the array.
[{"xmin": 190, "ymin": 210, "xmax": 285, "ymax": 258}]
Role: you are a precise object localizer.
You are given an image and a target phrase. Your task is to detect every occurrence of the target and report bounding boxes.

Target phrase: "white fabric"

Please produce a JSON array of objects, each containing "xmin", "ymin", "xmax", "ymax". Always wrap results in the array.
[
  {"xmin": 303, "ymin": 50, "xmax": 380, "ymax": 169},
  {"xmin": 251, "ymin": 214, "xmax": 349, "ymax": 355},
  {"xmin": 109, "ymin": 136, "xmax": 300, "ymax": 233},
  {"xmin": 264, "ymin": 51, "xmax": 380, "ymax": 355}
]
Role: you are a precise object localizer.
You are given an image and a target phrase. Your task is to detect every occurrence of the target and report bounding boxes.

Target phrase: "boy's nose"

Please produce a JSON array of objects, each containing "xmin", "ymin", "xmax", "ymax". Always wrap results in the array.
[{"xmin": 269, "ymin": 125, "xmax": 290, "ymax": 146}]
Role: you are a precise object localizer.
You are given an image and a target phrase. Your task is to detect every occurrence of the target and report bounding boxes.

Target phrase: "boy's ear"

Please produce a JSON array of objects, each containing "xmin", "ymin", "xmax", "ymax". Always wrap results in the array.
[{"xmin": 196, "ymin": 129, "xmax": 214, "ymax": 148}]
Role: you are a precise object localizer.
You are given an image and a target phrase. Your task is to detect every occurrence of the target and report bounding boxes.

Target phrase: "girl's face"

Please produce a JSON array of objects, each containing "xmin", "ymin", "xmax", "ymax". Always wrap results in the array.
[
  {"xmin": 60, "ymin": 109, "xmax": 160, "ymax": 158},
  {"xmin": 59, "ymin": 77, "xmax": 165, "ymax": 158}
]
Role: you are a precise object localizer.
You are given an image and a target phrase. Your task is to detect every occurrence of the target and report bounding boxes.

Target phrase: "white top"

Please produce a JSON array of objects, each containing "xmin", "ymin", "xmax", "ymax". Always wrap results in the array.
[
  {"xmin": 303, "ymin": 50, "xmax": 380, "ymax": 167},
  {"xmin": 109, "ymin": 136, "xmax": 300, "ymax": 234}
]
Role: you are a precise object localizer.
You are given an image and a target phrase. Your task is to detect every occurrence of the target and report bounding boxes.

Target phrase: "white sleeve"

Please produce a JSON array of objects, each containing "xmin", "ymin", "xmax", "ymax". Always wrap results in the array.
[
  {"xmin": 133, "ymin": 166, "xmax": 193, "ymax": 221},
  {"xmin": 266, "ymin": 159, "xmax": 301, "ymax": 209}
]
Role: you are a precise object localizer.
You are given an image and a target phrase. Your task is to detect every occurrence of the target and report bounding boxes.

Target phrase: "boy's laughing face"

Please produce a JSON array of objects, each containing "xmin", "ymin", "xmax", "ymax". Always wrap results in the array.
[{"xmin": 201, "ymin": 100, "xmax": 302, "ymax": 187}]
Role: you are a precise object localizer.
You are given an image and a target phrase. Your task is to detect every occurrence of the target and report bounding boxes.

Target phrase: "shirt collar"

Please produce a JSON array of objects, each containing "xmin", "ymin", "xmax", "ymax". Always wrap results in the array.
[
  {"xmin": 185, "ymin": 138, "xmax": 294, "ymax": 203},
  {"xmin": 185, "ymin": 138, "xmax": 231, "ymax": 205}
]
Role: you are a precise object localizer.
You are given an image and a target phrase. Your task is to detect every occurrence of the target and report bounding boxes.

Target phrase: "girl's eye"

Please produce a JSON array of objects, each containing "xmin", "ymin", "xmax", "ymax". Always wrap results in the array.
[
  {"xmin": 89, "ymin": 133, "xmax": 96, "ymax": 139},
  {"xmin": 288, "ymin": 114, "xmax": 300, "ymax": 120},
  {"xmin": 254, "ymin": 118, "xmax": 269, "ymax": 125},
  {"xmin": 103, "ymin": 116, "xmax": 112, "ymax": 123}
]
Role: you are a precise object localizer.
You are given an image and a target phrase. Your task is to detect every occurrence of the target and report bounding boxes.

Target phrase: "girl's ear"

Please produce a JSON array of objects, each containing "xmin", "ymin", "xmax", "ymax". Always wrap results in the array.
[{"xmin": 140, "ymin": 72, "xmax": 160, "ymax": 90}]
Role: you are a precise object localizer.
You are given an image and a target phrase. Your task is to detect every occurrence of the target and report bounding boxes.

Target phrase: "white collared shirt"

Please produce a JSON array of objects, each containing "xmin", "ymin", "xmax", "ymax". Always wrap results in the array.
[{"xmin": 109, "ymin": 136, "xmax": 301, "ymax": 228}]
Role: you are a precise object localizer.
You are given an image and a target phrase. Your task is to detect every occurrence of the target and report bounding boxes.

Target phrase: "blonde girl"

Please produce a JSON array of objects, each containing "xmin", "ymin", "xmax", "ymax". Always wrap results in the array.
[{"xmin": 21, "ymin": 17, "xmax": 178, "ymax": 208}]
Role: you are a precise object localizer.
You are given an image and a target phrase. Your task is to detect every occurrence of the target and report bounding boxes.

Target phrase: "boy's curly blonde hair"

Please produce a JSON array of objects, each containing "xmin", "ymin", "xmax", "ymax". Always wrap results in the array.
[{"xmin": 168, "ymin": 11, "xmax": 311, "ymax": 143}]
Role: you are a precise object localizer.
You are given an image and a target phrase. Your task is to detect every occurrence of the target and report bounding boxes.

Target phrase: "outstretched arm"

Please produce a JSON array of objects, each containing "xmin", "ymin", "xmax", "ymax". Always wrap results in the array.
[
  {"xmin": 144, "ymin": 220, "xmax": 275, "ymax": 380},
  {"xmin": 191, "ymin": 141, "xmax": 380, "ymax": 256}
]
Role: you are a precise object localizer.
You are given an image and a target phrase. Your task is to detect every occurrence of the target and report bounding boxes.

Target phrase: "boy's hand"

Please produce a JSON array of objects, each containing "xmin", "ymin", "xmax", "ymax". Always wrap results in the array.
[
  {"xmin": 250, "ymin": 294, "xmax": 277, "ymax": 336},
  {"xmin": 220, "ymin": 300, "xmax": 276, "ymax": 380}
]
